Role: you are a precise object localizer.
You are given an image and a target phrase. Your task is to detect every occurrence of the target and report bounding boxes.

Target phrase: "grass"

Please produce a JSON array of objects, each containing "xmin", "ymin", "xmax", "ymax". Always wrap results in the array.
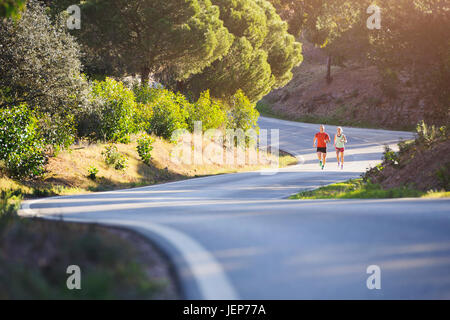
[
  {"xmin": 0, "ymin": 134, "xmax": 297, "ymax": 199},
  {"xmin": 288, "ymin": 178, "xmax": 445, "ymax": 200},
  {"xmin": 0, "ymin": 133, "xmax": 297, "ymax": 299},
  {"xmin": 0, "ymin": 192, "xmax": 178, "ymax": 299}
]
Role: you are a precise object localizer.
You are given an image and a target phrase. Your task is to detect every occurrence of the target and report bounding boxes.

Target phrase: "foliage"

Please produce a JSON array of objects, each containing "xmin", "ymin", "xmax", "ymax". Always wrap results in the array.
[
  {"xmin": 186, "ymin": 90, "xmax": 227, "ymax": 131},
  {"xmin": 382, "ymin": 145, "xmax": 400, "ymax": 168},
  {"xmin": 89, "ymin": 78, "xmax": 136, "ymax": 142},
  {"xmin": 80, "ymin": 0, "xmax": 233, "ymax": 84},
  {"xmin": 39, "ymin": 112, "xmax": 76, "ymax": 154},
  {"xmin": 0, "ymin": 190, "xmax": 20, "ymax": 219},
  {"xmin": 184, "ymin": 0, "xmax": 303, "ymax": 103},
  {"xmin": 0, "ymin": 0, "xmax": 26, "ymax": 19},
  {"xmin": 145, "ymin": 89, "xmax": 189, "ymax": 140},
  {"xmin": 290, "ymin": 179, "xmax": 424, "ymax": 200},
  {"xmin": 87, "ymin": 166, "xmax": 99, "ymax": 181},
  {"xmin": 269, "ymin": 0, "xmax": 360, "ymax": 82},
  {"xmin": 415, "ymin": 121, "xmax": 448, "ymax": 148},
  {"xmin": 227, "ymin": 90, "xmax": 260, "ymax": 132},
  {"xmin": 137, "ymin": 134, "xmax": 155, "ymax": 165},
  {"xmin": 0, "ymin": 105, "xmax": 47, "ymax": 178},
  {"xmin": 369, "ymin": 0, "xmax": 450, "ymax": 121},
  {"xmin": 0, "ymin": 0, "xmax": 88, "ymax": 123},
  {"xmin": 102, "ymin": 144, "xmax": 128, "ymax": 171},
  {"xmin": 131, "ymin": 85, "xmax": 155, "ymax": 133}
]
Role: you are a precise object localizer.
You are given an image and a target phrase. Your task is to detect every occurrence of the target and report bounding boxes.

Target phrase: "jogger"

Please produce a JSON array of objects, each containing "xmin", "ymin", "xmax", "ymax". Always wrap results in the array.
[
  {"xmin": 334, "ymin": 127, "xmax": 347, "ymax": 170},
  {"xmin": 313, "ymin": 125, "xmax": 331, "ymax": 170}
]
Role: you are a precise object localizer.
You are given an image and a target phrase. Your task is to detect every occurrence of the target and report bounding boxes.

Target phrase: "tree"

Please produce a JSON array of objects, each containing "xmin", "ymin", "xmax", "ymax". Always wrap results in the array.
[
  {"xmin": 79, "ymin": 0, "xmax": 234, "ymax": 85},
  {"xmin": 367, "ymin": 0, "xmax": 450, "ymax": 124},
  {"xmin": 0, "ymin": 0, "xmax": 26, "ymax": 19},
  {"xmin": 0, "ymin": 0, "xmax": 88, "ymax": 148},
  {"xmin": 184, "ymin": 0, "xmax": 303, "ymax": 103},
  {"xmin": 269, "ymin": 0, "xmax": 360, "ymax": 83}
]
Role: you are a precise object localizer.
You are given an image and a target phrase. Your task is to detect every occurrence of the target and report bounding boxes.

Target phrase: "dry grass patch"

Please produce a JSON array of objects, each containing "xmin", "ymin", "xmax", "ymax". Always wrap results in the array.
[{"xmin": 1, "ymin": 135, "xmax": 297, "ymax": 198}]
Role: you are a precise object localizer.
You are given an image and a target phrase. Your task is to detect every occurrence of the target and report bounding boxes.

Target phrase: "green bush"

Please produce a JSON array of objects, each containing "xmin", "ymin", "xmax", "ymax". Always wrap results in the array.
[
  {"xmin": 39, "ymin": 112, "xmax": 76, "ymax": 154},
  {"xmin": 87, "ymin": 166, "xmax": 99, "ymax": 181},
  {"xmin": 382, "ymin": 145, "xmax": 400, "ymax": 168},
  {"xmin": 145, "ymin": 89, "xmax": 189, "ymax": 140},
  {"xmin": 0, "ymin": 190, "xmax": 20, "ymax": 220},
  {"xmin": 89, "ymin": 78, "xmax": 136, "ymax": 142},
  {"xmin": 186, "ymin": 90, "xmax": 227, "ymax": 132},
  {"xmin": 415, "ymin": 121, "xmax": 448, "ymax": 147},
  {"xmin": 0, "ymin": 105, "xmax": 47, "ymax": 178},
  {"xmin": 137, "ymin": 134, "xmax": 155, "ymax": 165},
  {"xmin": 133, "ymin": 84, "xmax": 159, "ymax": 105},
  {"xmin": 101, "ymin": 144, "xmax": 128, "ymax": 171},
  {"xmin": 114, "ymin": 155, "xmax": 128, "ymax": 171},
  {"xmin": 227, "ymin": 90, "xmax": 259, "ymax": 132}
]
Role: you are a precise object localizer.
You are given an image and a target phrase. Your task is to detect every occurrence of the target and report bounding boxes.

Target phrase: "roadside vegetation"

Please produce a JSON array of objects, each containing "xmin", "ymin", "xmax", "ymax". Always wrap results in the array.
[
  {"xmin": 0, "ymin": 2, "xmax": 298, "ymax": 199},
  {"xmin": 0, "ymin": 135, "xmax": 296, "ymax": 199},
  {"xmin": 263, "ymin": 0, "xmax": 449, "ymax": 131},
  {"xmin": 289, "ymin": 179, "xmax": 448, "ymax": 200},
  {"xmin": 0, "ymin": 1, "xmax": 300, "ymax": 299},
  {"xmin": 0, "ymin": 191, "xmax": 179, "ymax": 299},
  {"xmin": 291, "ymin": 122, "xmax": 450, "ymax": 200}
]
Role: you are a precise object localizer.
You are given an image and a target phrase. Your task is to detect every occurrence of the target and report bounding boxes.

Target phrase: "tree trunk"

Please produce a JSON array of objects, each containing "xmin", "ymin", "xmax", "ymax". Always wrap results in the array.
[
  {"xmin": 326, "ymin": 55, "xmax": 332, "ymax": 84},
  {"xmin": 176, "ymin": 80, "xmax": 185, "ymax": 93},
  {"xmin": 141, "ymin": 66, "xmax": 150, "ymax": 87}
]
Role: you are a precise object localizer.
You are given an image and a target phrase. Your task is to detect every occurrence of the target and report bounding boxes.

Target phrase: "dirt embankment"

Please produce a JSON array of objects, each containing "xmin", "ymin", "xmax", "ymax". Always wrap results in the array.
[
  {"xmin": 370, "ymin": 139, "xmax": 450, "ymax": 192},
  {"xmin": 262, "ymin": 42, "xmax": 435, "ymax": 130}
]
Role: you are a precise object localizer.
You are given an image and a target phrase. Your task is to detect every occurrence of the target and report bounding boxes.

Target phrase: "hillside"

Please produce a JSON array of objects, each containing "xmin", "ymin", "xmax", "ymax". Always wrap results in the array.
[
  {"xmin": 0, "ymin": 135, "xmax": 297, "ymax": 198},
  {"xmin": 260, "ymin": 42, "xmax": 432, "ymax": 131}
]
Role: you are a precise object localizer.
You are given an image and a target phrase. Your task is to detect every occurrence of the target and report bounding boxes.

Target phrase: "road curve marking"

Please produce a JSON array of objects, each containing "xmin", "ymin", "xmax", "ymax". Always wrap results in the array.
[{"xmin": 20, "ymin": 199, "xmax": 239, "ymax": 300}]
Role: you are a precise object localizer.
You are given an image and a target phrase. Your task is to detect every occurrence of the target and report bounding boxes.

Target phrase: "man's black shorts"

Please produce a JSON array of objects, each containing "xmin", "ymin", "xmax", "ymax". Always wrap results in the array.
[{"xmin": 317, "ymin": 147, "xmax": 327, "ymax": 153}]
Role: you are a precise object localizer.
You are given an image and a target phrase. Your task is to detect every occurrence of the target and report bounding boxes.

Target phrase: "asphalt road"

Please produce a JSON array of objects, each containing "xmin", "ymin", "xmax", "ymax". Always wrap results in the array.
[{"xmin": 21, "ymin": 117, "xmax": 450, "ymax": 299}]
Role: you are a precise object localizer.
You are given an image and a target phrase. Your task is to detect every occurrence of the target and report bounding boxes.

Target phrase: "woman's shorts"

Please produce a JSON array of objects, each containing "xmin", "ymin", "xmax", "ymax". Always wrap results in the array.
[
  {"xmin": 317, "ymin": 147, "xmax": 327, "ymax": 153},
  {"xmin": 335, "ymin": 147, "xmax": 345, "ymax": 153}
]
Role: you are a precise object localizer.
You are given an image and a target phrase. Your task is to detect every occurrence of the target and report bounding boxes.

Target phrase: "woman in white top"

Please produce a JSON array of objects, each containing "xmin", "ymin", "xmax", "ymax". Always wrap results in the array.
[{"xmin": 334, "ymin": 127, "xmax": 347, "ymax": 170}]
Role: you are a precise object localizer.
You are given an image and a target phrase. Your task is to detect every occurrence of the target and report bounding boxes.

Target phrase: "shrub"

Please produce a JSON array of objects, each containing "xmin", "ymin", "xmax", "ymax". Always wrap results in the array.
[
  {"xmin": 415, "ymin": 121, "xmax": 448, "ymax": 147},
  {"xmin": 0, "ymin": 190, "xmax": 20, "ymax": 219},
  {"xmin": 39, "ymin": 112, "xmax": 76, "ymax": 155},
  {"xmin": 227, "ymin": 90, "xmax": 259, "ymax": 132},
  {"xmin": 137, "ymin": 134, "xmax": 155, "ymax": 165},
  {"xmin": 146, "ymin": 89, "xmax": 189, "ymax": 140},
  {"xmin": 382, "ymin": 145, "xmax": 400, "ymax": 168},
  {"xmin": 101, "ymin": 144, "xmax": 128, "ymax": 171},
  {"xmin": 87, "ymin": 166, "xmax": 99, "ymax": 181},
  {"xmin": 0, "ymin": 105, "xmax": 47, "ymax": 178},
  {"xmin": 76, "ymin": 96, "xmax": 104, "ymax": 141},
  {"xmin": 133, "ymin": 84, "xmax": 159, "ymax": 105},
  {"xmin": 89, "ymin": 78, "xmax": 136, "ymax": 142},
  {"xmin": 186, "ymin": 90, "xmax": 227, "ymax": 132},
  {"xmin": 0, "ymin": 1, "xmax": 88, "ymax": 120},
  {"xmin": 114, "ymin": 155, "xmax": 128, "ymax": 171}
]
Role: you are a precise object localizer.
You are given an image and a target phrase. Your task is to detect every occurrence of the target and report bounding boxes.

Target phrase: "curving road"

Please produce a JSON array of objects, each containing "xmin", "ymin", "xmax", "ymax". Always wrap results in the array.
[{"xmin": 20, "ymin": 117, "xmax": 450, "ymax": 299}]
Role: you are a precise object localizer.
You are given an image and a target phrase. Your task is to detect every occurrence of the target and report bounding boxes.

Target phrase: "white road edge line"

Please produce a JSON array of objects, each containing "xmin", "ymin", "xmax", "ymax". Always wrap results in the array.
[{"xmin": 20, "ymin": 199, "xmax": 239, "ymax": 300}]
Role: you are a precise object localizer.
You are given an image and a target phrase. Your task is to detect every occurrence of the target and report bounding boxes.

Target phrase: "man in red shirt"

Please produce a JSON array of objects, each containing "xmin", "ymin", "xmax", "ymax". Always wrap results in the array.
[{"xmin": 313, "ymin": 125, "xmax": 331, "ymax": 170}]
